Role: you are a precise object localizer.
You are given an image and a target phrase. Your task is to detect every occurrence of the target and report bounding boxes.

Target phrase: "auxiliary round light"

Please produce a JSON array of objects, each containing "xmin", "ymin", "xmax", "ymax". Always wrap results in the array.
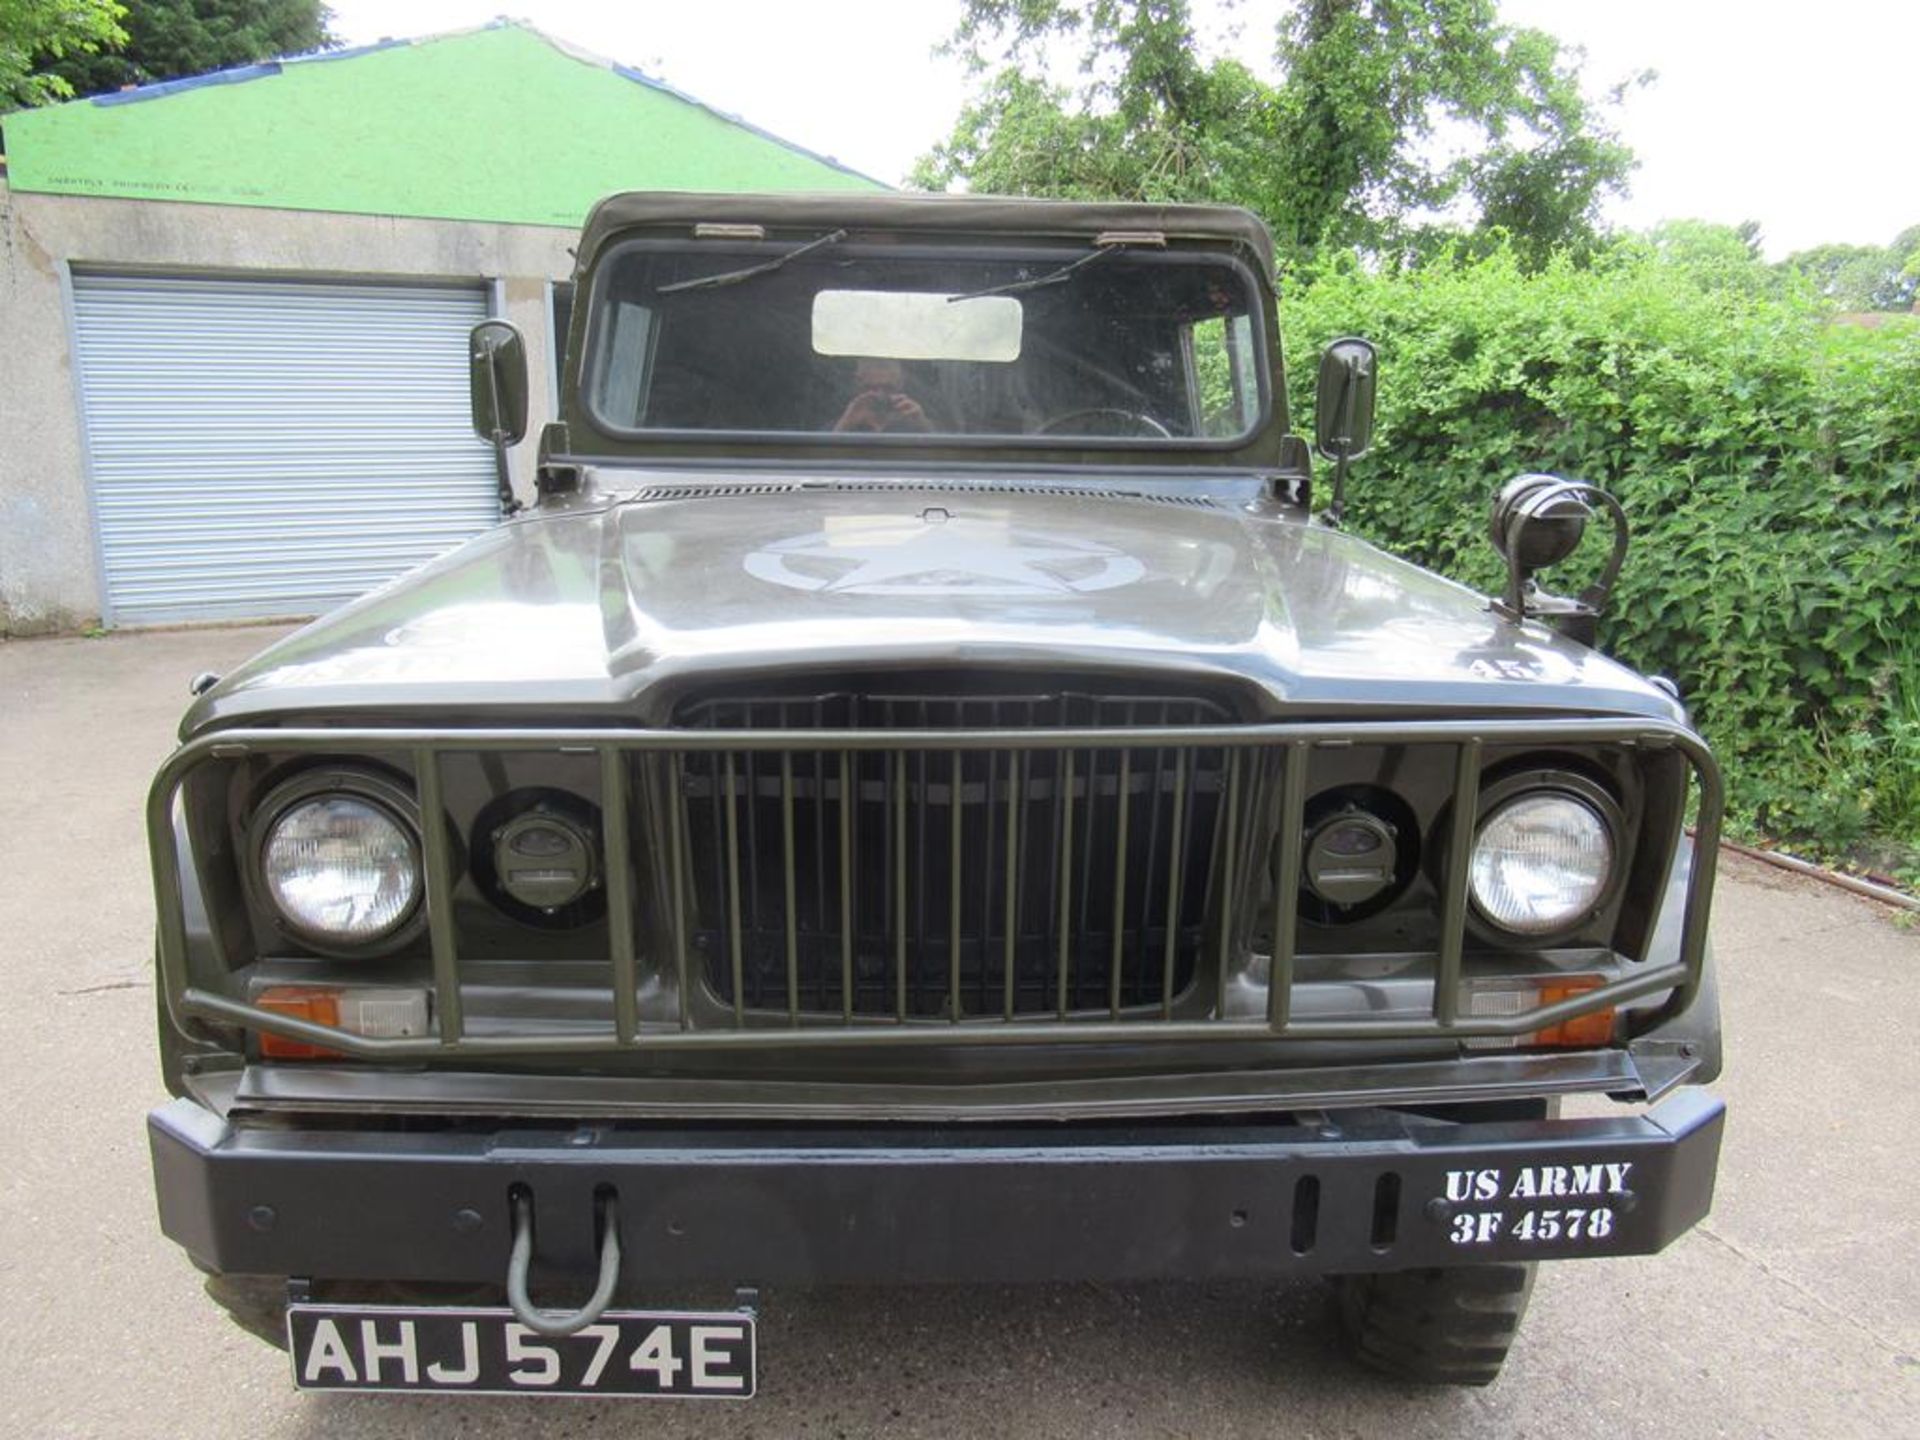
[
  {"xmin": 1468, "ymin": 791, "xmax": 1612, "ymax": 936},
  {"xmin": 263, "ymin": 795, "xmax": 421, "ymax": 945},
  {"xmin": 493, "ymin": 809, "xmax": 598, "ymax": 912},
  {"xmin": 1490, "ymin": 474, "xmax": 1590, "ymax": 571},
  {"xmin": 1303, "ymin": 809, "xmax": 1399, "ymax": 909}
]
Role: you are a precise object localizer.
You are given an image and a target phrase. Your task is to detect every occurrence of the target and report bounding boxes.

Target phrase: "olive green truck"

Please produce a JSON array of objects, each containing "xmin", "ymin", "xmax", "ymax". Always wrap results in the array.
[{"xmin": 146, "ymin": 191, "xmax": 1724, "ymax": 1397}]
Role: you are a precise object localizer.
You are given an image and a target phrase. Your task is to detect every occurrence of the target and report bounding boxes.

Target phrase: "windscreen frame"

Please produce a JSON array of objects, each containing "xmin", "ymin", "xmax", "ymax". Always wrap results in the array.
[{"xmin": 574, "ymin": 236, "xmax": 1277, "ymax": 454}]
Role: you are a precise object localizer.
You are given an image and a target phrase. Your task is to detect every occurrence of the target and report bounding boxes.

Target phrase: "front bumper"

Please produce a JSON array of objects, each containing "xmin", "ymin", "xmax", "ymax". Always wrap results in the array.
[{"xmin": 151, "ymin": 1090, "xmax": 1723, "ymax": 1286}]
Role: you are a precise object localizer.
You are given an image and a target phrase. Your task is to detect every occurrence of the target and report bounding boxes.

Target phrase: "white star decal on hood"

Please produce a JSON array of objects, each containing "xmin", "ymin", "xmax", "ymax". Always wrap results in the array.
[{"xmin": 744, "ymin": 517, "xmax": 1146, "ymax": 597}]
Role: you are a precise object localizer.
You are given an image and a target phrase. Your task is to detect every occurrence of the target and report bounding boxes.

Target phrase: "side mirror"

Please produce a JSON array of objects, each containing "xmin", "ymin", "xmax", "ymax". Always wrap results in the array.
[
  {"xmin": 470, "ymin": 320, "xmax": 528, "ymax": 516},
  {"xmin": 1312, "ymin": 337, "xmax": 1377, "ymax": 525},
  {"xmin": 469, "ymin": 320, "xmax": 529, "ymax": 447},
  {"xmin": 1314, "ymin": 337, "xmax": 1376, "ymax": 462}
]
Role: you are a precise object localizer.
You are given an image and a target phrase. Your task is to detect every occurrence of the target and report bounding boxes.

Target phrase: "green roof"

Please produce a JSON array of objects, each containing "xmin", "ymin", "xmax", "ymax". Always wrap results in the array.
[{"xmin": 3, "ymin": 22, "xmax": 886, "ymax": 227}]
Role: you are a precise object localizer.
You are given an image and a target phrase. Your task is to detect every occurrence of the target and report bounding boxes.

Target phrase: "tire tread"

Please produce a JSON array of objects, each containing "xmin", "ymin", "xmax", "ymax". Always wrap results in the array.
[{"xmin": 1335, "ymin": 1262, "xmax": 1536, "ymax": 1386}]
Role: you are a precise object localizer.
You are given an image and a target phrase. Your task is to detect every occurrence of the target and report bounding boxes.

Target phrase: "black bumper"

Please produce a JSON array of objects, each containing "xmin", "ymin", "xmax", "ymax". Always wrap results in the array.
[{"xmin": 151, "ymin": 1091, "xmax": 1723, "ymax": 1287}]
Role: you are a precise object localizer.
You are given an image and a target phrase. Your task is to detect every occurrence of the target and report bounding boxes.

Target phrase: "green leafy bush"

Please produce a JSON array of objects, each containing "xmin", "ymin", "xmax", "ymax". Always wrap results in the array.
[{"xmin": 1281, "ymin": 238, "xmax": 1920, "ymax": 871}]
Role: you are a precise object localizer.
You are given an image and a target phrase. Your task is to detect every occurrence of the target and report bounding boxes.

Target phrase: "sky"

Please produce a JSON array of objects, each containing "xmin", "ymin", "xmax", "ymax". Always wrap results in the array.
[{"xmin": 321, "ymin": 1, "xmax": 1917, "ymax": 259}]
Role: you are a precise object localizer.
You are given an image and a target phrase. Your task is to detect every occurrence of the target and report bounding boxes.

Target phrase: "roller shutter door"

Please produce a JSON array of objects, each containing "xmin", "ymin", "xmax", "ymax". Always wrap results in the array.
[{"xmin": 71, "ymin": 273, "xmax": 500, "ymax": 625}]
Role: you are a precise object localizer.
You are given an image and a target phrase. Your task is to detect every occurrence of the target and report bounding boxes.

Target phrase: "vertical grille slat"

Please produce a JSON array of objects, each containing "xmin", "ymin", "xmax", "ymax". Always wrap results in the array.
[
  {"xmin": 1003, "ymin": 753, "xmax": 1021, "ymax": 1021},
  {"xmin": 893, "ymin": 750, "xmax": 908, "ymax": 1022},
  {"xmin": 1216, "ymin": 748, "xmax": 1244, "ymax": 1003},
  {"xmin": 914, "ymin": 747, "xmax": 931, "ymax": 999},
  {"xmin": 724, "ymin": 754, "xmax": 745, "ymax": 1026},
  {"xmin": 600, "ymin": 747, "xmax": 639, "ymax": 1044},
  {"xmin": 1435, "ymin": 740, "xmax": 1483, "ymax": 1026},
  {"xmin": 949, "ymin": 748, "xmax": 964, "ymax": 1023},
  {"xmin": 979, "ymin": 747, "xmax": 998, "ymax": 1020},
  {"xmin": 813, "ymin": 745, "xmax": 830, "ymax": 996},
  {"xmin": 1109, "ymin": 748, "xmax": 1131, "ymax": 1019},
  {"xmin": 1162, "ymin": 747, "xmax": 1189, "ymax": 1019},
  {"xmin": 838, "ymin": 751, "xmax": 855, "ymax": 1024},
  {"xmin": 1139, "ymin": 712, "xmax": 1167, "ymax": 1010},
  {"xmin": 744, "ymin": 748, "xmax": 764, "ymax": 956},
  {"xmin": 781, "ymin": 752, "xmax": 799, "ymax": 1025},
  {"xmin": 680, "ymin": 687, "xmax": 1234, "ymax": 1021},
  {"xmin": 1057, "ymin": 748, "xmax": 1077, "ymax": 1018},
  {"xmin": 414, "ymin": 746, "xmax": 464, "ymax": 1044},
  {"xmin": 667, "ymin": 757, "xmax": 692, "ymax": 1030},
  {"xmin": 1267, "ymin": 741, "xmax": 1309, "ymax": 1028}
]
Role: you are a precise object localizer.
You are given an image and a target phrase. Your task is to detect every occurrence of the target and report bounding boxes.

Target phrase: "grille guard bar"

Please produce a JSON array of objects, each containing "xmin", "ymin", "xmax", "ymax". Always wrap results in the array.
[{"xmin": 149, "ymin": 717, "xmax": 1721, "ymax": 1060}]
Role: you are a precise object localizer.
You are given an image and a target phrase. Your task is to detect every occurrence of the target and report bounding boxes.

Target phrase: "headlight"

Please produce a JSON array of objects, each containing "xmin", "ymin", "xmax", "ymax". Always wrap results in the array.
[
  {"xmin": 1469, "ymin": 790, "xmax": 1613, "ymax": 936},
  {"xmin": 262, "ymin": 792, "xmax": 421, "ymax": 946}
]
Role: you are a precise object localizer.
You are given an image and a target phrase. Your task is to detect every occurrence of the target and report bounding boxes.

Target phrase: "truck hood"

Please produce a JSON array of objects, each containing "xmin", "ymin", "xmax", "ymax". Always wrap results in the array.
[{"xmin": 185, "ymin": 479, "xmax": 1684, "ymax": 734}]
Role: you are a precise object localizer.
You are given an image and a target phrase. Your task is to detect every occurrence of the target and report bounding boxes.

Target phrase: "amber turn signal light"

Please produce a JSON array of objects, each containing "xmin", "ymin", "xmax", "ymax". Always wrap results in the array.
[
  {"xmin": 1532, "ymin": 980, "xmax": 1617, "ymax": 1048},
  {"xmin": 256, "ymin": 986, "xmax": 344, "ymax": 1060},
  {"xmin": 254, "ymin": 983, "xmax": 432, "ymax": 1060}
]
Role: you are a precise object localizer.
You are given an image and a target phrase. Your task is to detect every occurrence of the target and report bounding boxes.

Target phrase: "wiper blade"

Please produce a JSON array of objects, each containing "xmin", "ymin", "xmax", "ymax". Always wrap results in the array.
[
  {"xmin": 656, "ymin": 228, "xmax": 848, "ymax": 295},
  {"xmin": 947, "ymin": 244, "xmax": 1118, "ymax": 303}
]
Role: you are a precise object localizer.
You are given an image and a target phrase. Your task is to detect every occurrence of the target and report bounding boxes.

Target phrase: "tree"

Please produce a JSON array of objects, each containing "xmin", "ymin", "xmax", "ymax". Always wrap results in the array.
[
  {"xmin": 916, "ymin": 2, "xmax": 1287, "ymax": 213},
  {"xmin": 1640, "ymin": 219, "xmax": 1786, "ymax": 303},
  {"xmin": 1783, "ymin": 226, "xmax": 1920, "ymax": 312},
  {"xmin": 1, "ymin": 0, "xmax": 125, "ymax": 109},
  {"xmin": 36, "ymin": 0, "xmax": 335, "ymax": 100},
  {"xmin": 915, "ymin": 0, "xmax": 1642, "ymax": 268}
]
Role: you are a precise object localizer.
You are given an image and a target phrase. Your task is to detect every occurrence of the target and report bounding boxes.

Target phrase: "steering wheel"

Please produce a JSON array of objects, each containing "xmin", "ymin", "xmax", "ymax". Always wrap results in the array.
[{"xmin": 1035, "ymin": 407, "xmax": 1173, "ymax": 439}]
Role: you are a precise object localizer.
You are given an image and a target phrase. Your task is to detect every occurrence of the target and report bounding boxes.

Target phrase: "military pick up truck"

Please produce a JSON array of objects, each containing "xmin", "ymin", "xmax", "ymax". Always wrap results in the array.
[{"xmin": 146, "ymin": 191, "xmax": 1724, "ymax": 1397}]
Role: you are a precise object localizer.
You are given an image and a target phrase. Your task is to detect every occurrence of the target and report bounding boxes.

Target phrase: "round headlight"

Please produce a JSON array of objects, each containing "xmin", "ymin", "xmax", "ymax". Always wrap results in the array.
[
  {"xmin": 263, "ymin": 795, "xmax": 421, "ymax": 945},
  {"xmin": 1469, "ymin": 791, "xmax": 1612, "ymax": 936}
]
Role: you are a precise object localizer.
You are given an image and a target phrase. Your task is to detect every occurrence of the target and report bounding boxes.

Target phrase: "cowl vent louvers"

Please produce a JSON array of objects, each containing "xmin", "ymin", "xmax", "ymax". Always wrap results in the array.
[
  {"xmin": 629, "ymin": 482, "xmax": 1222, "ymax": 509},
  {"xmin": 631, "ymin": 483, "xmax": 799, "ymax": 501}
]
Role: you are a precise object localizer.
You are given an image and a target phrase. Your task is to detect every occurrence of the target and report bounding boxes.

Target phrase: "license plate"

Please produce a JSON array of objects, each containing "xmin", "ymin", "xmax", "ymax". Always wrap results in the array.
[{"xmin": 287, "ymin": 1304, "xmax": 756, "ymax": 1398}]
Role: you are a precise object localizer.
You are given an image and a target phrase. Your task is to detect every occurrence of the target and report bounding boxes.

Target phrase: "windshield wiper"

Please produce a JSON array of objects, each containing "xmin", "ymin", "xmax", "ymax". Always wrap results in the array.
[
  {"xmin": 947, "ymin": 244, "xmax": 1120, "ymax": 303},
  {"xmin": 656, "ymin": 228, "xmax": 848, "ymax": 295}
]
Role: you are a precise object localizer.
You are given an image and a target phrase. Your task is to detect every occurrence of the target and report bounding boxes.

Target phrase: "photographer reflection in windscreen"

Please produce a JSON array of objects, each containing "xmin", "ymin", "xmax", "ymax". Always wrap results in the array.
[{"xmin": 831, "ymin": 356, "xmax": 936, "ymax": 434}]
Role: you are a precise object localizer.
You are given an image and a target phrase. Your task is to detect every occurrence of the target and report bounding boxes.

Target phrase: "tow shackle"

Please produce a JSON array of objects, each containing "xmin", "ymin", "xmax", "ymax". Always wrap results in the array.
[{"xmin": 505, "ymin": 1188, "xmax": 622, "ymax": 1337}]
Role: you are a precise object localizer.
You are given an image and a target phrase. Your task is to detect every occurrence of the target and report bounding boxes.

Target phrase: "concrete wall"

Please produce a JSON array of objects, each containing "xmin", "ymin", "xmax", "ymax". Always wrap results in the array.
[{"xmin": 0, "ymin": 182, "xmax": 575, "ymax": 635}]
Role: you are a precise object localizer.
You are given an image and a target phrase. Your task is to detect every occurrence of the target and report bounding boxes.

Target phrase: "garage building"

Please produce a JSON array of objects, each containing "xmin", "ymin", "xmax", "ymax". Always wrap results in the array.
[{"xmin": 0, "ymin": 21, "xmax": 883, "ymax": 633}]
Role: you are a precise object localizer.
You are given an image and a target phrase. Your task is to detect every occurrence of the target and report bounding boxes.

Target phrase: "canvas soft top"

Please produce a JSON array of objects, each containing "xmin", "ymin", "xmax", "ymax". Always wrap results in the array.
[{"xmin": 576, "ymin": 190, "xmax": 1278, "ymax": 284}]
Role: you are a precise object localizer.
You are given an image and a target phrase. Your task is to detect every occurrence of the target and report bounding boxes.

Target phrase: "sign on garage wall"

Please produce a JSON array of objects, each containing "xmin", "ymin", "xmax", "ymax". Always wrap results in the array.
[{"xmin": 70, "ymin": 272, "xmax": 501, "ymax": 626}]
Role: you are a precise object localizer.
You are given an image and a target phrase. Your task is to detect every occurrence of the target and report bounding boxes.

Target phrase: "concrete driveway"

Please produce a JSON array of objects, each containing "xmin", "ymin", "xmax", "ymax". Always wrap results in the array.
[{"xmin": 2, "ymin": 625, "xmax": 1914, "ymax": 1439}]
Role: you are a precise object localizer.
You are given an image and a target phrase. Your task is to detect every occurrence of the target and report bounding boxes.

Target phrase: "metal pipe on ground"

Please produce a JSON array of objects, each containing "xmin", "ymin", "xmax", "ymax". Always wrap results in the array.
[{"xmin": 1716, "ymin": 838, "xmax": 1920, "ymax": 913}]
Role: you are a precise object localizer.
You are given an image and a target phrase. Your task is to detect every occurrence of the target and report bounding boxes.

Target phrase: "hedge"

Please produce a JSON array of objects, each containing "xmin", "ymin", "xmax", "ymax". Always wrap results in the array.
[{"xmin": 1279, "ymin": 239, "xmax": 1920, "ymax": 872}]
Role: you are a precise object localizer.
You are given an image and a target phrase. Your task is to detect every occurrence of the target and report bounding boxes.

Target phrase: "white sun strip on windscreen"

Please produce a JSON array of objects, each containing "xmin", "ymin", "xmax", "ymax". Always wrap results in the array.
[{"xmin": 811, "ymin": 289, "xmax": 1023, "ymax": 363}]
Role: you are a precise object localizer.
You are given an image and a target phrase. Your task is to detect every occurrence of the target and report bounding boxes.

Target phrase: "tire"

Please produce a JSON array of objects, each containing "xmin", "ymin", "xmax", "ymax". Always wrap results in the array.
[
  {"xmin": 1334, "ymin": 1261, "xmax": 1536, "ymax": 1386},
  {"xmin": 203, "ymin": 1273, "xmax": 291, "ymax": 1349}
]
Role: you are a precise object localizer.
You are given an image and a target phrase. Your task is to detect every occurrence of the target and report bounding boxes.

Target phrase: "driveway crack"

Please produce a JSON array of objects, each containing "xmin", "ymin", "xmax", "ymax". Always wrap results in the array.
[
  {"xmin": 1695, "ymin": 1222, "xmax": 1909, "ymax": 1360},
  {"xmin": 57, "ymin": 978, "xmax": 151, "ymax": 997}
]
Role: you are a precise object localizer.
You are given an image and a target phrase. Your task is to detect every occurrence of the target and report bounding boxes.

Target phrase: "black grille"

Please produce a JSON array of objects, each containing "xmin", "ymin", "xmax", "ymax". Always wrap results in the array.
[{"xmin": 675, "ymin": 691, "xmax": 1234, "ymax": 1019}]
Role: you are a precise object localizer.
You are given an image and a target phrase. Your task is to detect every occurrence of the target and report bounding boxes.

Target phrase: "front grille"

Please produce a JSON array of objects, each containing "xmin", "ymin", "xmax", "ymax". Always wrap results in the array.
[{"xmin": 677, "ymin": 691, "xmax": 1233, "ymax": 1019}]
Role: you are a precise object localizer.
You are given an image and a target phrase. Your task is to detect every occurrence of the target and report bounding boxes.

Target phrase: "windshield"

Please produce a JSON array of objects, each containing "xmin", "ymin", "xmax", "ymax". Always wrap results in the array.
[{"xmin": 583, "ymin": 240, "xmax": 1266, "ymax": 445}]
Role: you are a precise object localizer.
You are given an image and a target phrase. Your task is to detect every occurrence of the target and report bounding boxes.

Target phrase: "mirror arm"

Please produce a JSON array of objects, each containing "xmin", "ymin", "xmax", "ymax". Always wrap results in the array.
[
  {"xmin": 1322, "ymin": 441, "xmax": 1351, "ymax": 528},
  {"xmin": 490, "ymin": 429, "xmax": 521, "ymax": 517},
  {"xmin": 1321, "ymin": 376, "xmax": 1360, "ymax": 526},
  {"xmin": 484, "ymin": 360, "xmax": 522, "ymax": 518}
]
